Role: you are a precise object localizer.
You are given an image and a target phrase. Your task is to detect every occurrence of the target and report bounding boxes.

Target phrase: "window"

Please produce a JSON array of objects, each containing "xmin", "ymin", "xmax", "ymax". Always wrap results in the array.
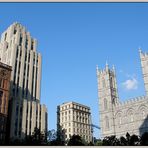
[
  {"xmin": 2, "ymin": 79, "xmax": 4, "ymax": 88},
  {"xmin": 102, "ymin": 79, "xmax": 106, "ymax": 88},
  {"xmin": 131, "ymin": 114, "xmax": 134, "ymax": 122},
  {"xmin": 4, "ymin": 95, "xmax": 6, "ymax": 113},
  {"xmin": 14, "ymin": 29, "xmax": 17, "ymax": 34},
  {"xmin": 28, "ymin": 53, "xmax": 30, "ymax": 63},
  {"xmin": 0, "ymin": 79, "xmax": 2, "ymax": 87},
  {"xmin": 5, "ymin": 33, "xmax": 7, "ymax": 40},
  {"xmin": 110, "ymin": 77, "xmax": 113, "ymax": 87},
  {"xmin": 16, "ymin": 105, "xmax": 19, "ymax": 116},
  {"xmin": 19, "ymin": 36, "xmax": 22, "ymax": 46},
  {"xmin": 25, "ymin": 39, "xmax": 28, "ymax": 49},
  {"xmin": 20, "ymin": 49, "xmax": 22, "ymax": 57},
  {"xmin": 31, "ymin": 40, "xmax": 34, "ymax": 50},
  {"xmin": 128, "ymin": 110, "xmax": 134, "ymax": 122},
  {"xmin": 104, "ymin": 98, "xmax": 108, "ymax": 110},
  {"xmin": 0, "ymin": 91, "xmax": 3, "ymax": 111},
  {"xmin": 142, "ymin": 110, "xmax": 146, "ymax": 119},
  {"xmin": 116, "ymin": 113, "xmax": 122, "ymax": 125},
  {"xmin": 105, "ymin": 116, "xmax": 109, "ymax": 130},
  {"xmin": 119, "ymin": 116, "xmax": 122, "ymax": 125}
]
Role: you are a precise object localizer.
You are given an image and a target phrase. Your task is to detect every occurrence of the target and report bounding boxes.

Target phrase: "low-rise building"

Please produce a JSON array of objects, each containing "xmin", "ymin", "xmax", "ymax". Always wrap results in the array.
[
  {"xmin": 57, "ymin": 101, "xmax": 92, "ymax": 143},
  {"xmin": 0, "ymin": 62, "xmax": 11, "ymax": 142}
]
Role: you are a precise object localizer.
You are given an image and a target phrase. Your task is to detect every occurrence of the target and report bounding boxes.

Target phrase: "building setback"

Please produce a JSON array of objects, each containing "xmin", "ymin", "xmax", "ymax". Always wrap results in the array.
[
  {"xmin": 0, "ymin": 62, "xmax": 11, "ymax": 143},
  {"xmin": 0, "ymin": 22, "xmax": 47, "ymax": 139},
  {"xmin": 57, "ymin": 101, "xmax": 92, "ymax": 143},
  {"xmin": 97, "ymin": 49, "xmax": 148, "ymax": 138}
]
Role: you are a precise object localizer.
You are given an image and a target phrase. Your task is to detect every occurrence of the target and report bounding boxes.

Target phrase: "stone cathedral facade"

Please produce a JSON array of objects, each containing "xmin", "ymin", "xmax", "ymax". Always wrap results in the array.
[{"xmin": 97, "ymin": 49, "xmax": 148, "ymax": 138}]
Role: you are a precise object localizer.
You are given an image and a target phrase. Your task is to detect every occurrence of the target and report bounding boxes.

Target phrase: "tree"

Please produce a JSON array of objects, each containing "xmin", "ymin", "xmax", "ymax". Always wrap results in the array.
[
  {"xmin": 129, "ymin": 134, "xmax": 140, "ymax": 145},
  {"xmin": 119, "ymin": 136, "xmax": 127, "ymax": 146},
  {"xmin": 47, "ymin": 129, "xmax": 57, "ymax": 143},
  {"xmin": 67, "ymin": 135, "xmax": 86, "ymax": 146},
  {"xmin": 93, "ymin": 138, "xmax": 103, "ymax": 146},
  {"xmin": 125, "ymin": 132, "xmax": 131, "ymax": 145},
  {"xmin": 102, "ymin": 135, "xmax": 120, "ymax": 146},
  {"xmin": 26, "ymin": 127, "xmax": 46, "ymax": 145},
  {"xmin": 47, "ymin": 128, "xmax": 65, "ymax": 146},
  {"xmin": 140, "ymin": 132, "xmax": 148, "ymax": 146}
]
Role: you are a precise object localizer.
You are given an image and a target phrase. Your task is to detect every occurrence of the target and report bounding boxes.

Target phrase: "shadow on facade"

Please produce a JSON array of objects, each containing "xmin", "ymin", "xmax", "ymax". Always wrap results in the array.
[
  {"xmin": 139, "ymin": 115, "xmax": 148, "ymax": 136},
  {"xmin": 5, "ymin": 81, "xmax": 43, "ymax": 145}
]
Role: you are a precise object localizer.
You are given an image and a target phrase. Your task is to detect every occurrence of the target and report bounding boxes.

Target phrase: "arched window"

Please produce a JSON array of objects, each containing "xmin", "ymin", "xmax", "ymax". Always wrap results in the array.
[
  {"xmin": 127, "ymin": 109, "xmax": 134, "ymax": 122},
  {"xmin": 142, "ymin": 110, "xmax": 146, "ymax": 119},
  {"xmin": 116, "ymin": 112, "xmax": 122, "ymax": 126},
  {"xmin": 102, "ymin": 79, "xmax": 106, "ymax": 88},
  {"xmin": 131, "ymin": 113, "xmax": 134, "ymax": 122},
  {"xmin": 104, "ymin": 98, "xmax": 108, "ymax": 110},
  {"xmin": 105, "ymin": 116, "xmax": 109, "ymax": 130}
]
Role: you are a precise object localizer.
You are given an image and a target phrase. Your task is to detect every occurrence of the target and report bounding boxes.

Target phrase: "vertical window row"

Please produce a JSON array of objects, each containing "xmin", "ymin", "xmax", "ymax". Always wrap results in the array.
[{"xmin": 25, "ymin": 103, "xmax": 28, "ymax": 135}]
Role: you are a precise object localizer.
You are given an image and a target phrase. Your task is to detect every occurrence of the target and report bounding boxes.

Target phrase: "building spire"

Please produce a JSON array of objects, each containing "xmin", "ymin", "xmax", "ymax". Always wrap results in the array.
[
  {"xmin": 105, "ymin": 60, "xmax": 109, "ymax": 71},
  {"xmin": 96, "ymin": 65, "xmax": 99, "ymax": 72},
  {"xmin": 112, "ymin": 64, "xmax": 115, "ymax": 72},
  {"xmin": 106, "ymin": 60, "xmax": 108, "ymax": 66},
  {"xmin": 139, "ymin": 46, "xmax": 142, "ymax": 53}
]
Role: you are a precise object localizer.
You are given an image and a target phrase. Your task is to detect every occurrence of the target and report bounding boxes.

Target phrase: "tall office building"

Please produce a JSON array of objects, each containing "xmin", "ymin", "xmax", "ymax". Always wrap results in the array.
[
  {"xmin": 0, "ymin": 22, "xmax": 47, "ymax": 139},
  {"xmin": 0, "ymin": 62, "xmax": 11, "ymax": 143},
  {"xmin": 57, "ymin": 102, "xmax": 92, "ymax": 143}
]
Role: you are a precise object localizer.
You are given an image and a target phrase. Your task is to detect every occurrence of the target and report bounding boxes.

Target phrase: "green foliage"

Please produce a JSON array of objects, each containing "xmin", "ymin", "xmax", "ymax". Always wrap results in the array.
[
  {"xmin": 67, "ymin": 135, "xmax": 86, "ymax": 146},
  {"xmin": 119, "ymin": 136, "xmax": 127, "ymax": 146},
  {"xmin": 102, "ymin": 135, "xmax": 120, "ymax": 146},
  {"xmin": 93, "ymin": 138, "xmax": 103, "ymax": 146},
  {"xmin": 129, "ymin": 134, "xmax": 140, "ymax": 145},
  {"xmin": 2, "ymin": 130, "xmax": 148, "ymax": 146}
]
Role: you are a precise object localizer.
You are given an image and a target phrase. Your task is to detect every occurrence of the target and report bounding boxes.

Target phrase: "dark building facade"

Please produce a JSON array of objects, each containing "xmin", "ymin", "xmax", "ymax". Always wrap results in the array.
[{"xmin": 0, "ymin": 62, "xmax": 11, "ymax": 143}]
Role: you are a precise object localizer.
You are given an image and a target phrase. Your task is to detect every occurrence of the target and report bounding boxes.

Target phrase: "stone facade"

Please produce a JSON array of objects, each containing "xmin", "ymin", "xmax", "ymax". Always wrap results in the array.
[
  {"xmin": 0, "ymin": 22, "xmax": 47, "ymax": 139},
  {"xmin": 0, "ymin": 62, "xmax": 11, "ymax": 143},
  {"xmin": 57, "ymin": 102, "xmax": 92, "ymax": 143},
  {"xmin": 97, "ymin": 49, "xmax": 148, "ymax": 138}
]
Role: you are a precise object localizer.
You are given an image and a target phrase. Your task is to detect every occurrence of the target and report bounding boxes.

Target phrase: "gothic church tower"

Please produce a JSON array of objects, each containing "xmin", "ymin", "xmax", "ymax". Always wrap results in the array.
[
  {"xmin": 139, "ymin": 49, "xmax": 148, "ymax": 96},
  {"xmin": 96, "ymin": 62, "xmax": 118, "ymax": 138}
]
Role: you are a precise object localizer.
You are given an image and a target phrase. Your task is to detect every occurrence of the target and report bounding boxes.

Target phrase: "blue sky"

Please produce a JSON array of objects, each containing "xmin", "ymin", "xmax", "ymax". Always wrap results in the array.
[{"xmin": 0, "ymin": 2, "xmax": 148, "ymax": 138}]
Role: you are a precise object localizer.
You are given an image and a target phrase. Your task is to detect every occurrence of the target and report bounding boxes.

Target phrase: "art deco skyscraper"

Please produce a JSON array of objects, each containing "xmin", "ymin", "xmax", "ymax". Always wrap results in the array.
[{"xmin": 0, "ymin": 22, "xmax": 47, "ymax": 139}]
